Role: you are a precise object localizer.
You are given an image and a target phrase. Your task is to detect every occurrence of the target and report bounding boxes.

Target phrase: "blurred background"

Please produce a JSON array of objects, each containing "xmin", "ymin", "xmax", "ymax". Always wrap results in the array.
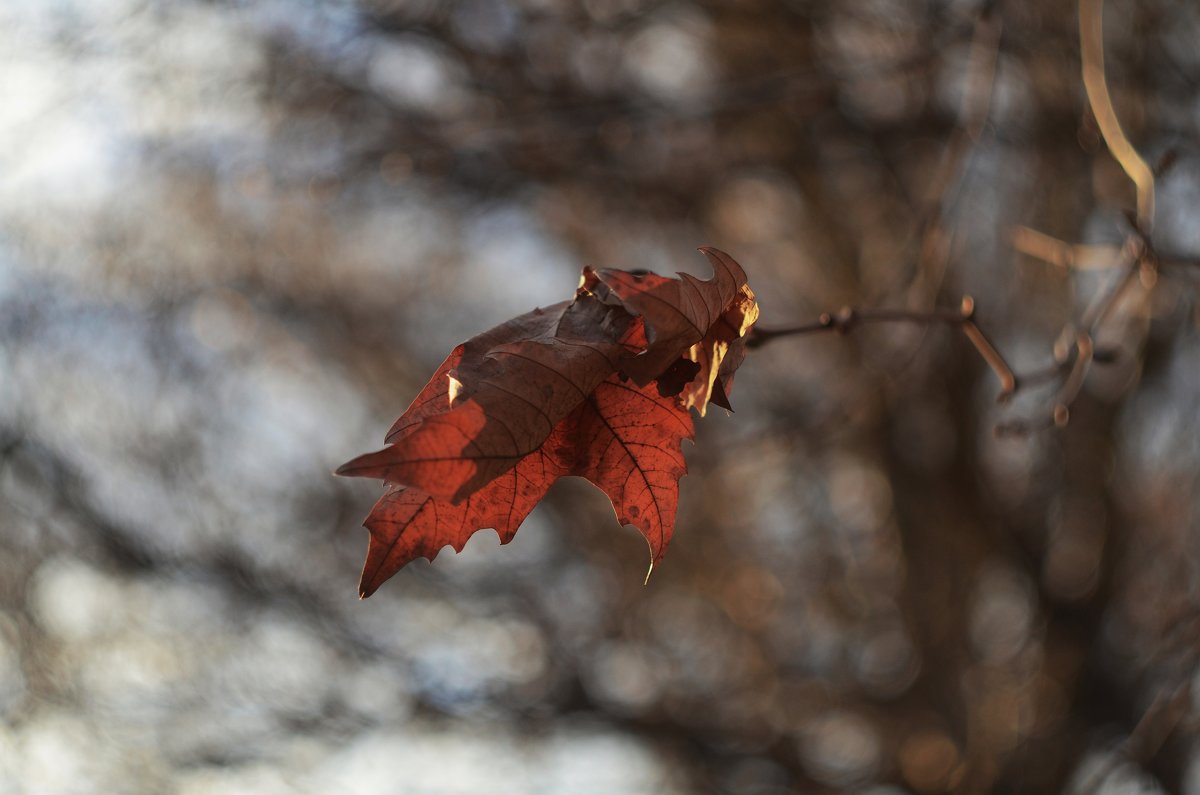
[{"xmin": 2, "ymin": 0, "xmax": 1199, "ymax": 792}]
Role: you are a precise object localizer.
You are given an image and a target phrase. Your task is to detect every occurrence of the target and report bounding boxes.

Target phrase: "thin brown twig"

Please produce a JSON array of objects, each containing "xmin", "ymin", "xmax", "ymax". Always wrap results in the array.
[
  {"xmin": 1152, "ymin": 148, "xmax": 1178, "ymax": 178},
  {"xmin": 751, "ymin": 241, "xmax": 1148, "ymax": 433},
  {"xmin": 990, "ymin": 0, "xmax": 1163, "ymax": 434},
  {"xmin": 1080, "ymin": 0, "xmax": 1155, "ymax": 233},
  {"xmin": 1010, "ymin": 226, "xmax": 1124, "ymax": 271},
  {"xmin": 1007, "ymin": 344, "xmax": 1122, "ymax": 392},
  {"xmin": 1013, "ymin": 360, "xmax": 1073, "ymax": 389},
  {"xmin": 747, "ymin": 297, "xmax": 1018, "ymax": 400},
  {"xmin": 756, "ymin": 1, "xmax": 1169, "ymax": 437},
  {"xmin": 1079, "ymin": 240, "xmax": 1144, "ymax": 329},
  {"xmin": 1051, "ymin": 332, "xmax": 1094, "ymax": 427},
  {"xmin": 999, "ymin": 239, "xmax": 1148, "ymax": 432},
  {"xmin": 1012, "ymin": 227, "xmax": 1197, "ymax": 275}
]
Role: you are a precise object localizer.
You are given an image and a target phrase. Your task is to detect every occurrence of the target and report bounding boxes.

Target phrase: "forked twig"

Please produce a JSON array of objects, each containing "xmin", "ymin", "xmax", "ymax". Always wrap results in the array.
[
  {"xmin": 755, "ymin": 0, "xmax": 1168, "ymax": 436},
  {"xmin": 993, "ymin": 0, "xmax": 1162, "ymax": 432},
  {"xmin": 998, "ymin": 238, "xmax": 1151, "ymax": 434},
  {"xmin": 748, "ymin": 297, "xmax": 1017, "ymax": 401}
]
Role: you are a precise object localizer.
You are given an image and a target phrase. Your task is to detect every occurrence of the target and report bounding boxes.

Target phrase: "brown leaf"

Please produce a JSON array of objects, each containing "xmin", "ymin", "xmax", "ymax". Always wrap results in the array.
[
  {"xmin": 588, "ymin": 247, "xmax": 751, "ymax": 402},
  {"xmin": 337, "ymin": 248, "xmax": 758, "ymax": 595},
  {"xmin": 358, "ymin": 456, "xmax": 564, "ymax": 597},
  {"xmin": 337, "ymin": 294, "xmax": 640, "ymax": 501},
  {"xmin": 355, "ymin": 373, "xmax": 692, "ymax": 597},
  {"xmin": 567, "ymin": 374, "xmax": 693, "ymax": 566},
  {"xmin": 589, "ymin": 247, "xmax": 758, "ymax": 414}
]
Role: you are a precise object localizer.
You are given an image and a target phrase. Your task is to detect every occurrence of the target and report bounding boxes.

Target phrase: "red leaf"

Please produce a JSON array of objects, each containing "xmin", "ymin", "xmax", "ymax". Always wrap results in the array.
[
  {"xmin": 587, "ymin": 247, "xmax": 759, "ymax": 414},
  {"xmin": 356, "ymin": 374, "xmax": 692, "ymax": 597},
  {"xmin": 338, "ymin": 248, "xmax": 757, "ymax": 596},
  {"xmin": 567, "ymin": 375, "xmax": 693, "ymax": 566},
  {"xmin": 358, "ymin": 450, "xmax": 565, "ymax": 597},
  {"xmin": 337, "ymin": 295, "xmax": 640, "ymax": 501}
]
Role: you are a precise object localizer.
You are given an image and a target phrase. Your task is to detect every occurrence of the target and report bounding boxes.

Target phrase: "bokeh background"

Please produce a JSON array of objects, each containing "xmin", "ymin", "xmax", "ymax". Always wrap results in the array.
[{"xmin": 2, "ymin": 0, "xmax": 1199, "ymax": 792}]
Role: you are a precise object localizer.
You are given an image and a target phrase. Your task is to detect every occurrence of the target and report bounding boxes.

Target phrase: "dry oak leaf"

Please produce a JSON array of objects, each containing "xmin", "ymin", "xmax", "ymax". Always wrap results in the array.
[{"xmin": 337, "ymin": 247, "xmax": 757, "ymax": 597}]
